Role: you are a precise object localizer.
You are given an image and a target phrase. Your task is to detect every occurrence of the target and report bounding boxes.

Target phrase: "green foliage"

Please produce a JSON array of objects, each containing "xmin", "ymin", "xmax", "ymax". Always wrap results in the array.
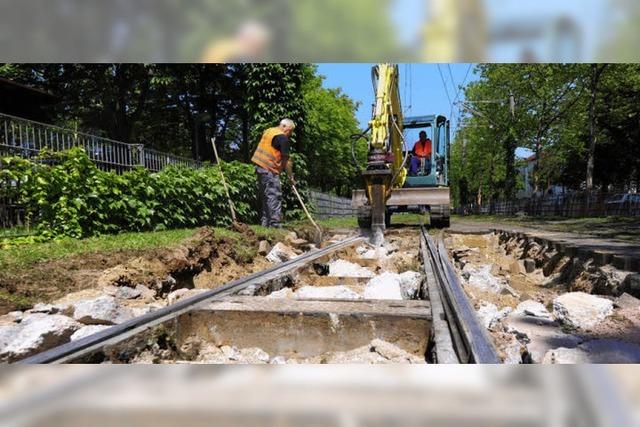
[
  {"xmin": 302, "ymin": 66, "xmax": 367, "ymax": 196},
  {"xmin": 2, "ymin": 148, "xmax": 259, "ymax": 238},
  {"xmin": 245, "ymin": 63, "xmax": 306, "ymax": 146},
  {"xmin": 452, "ymin": 64, "xmax": 640, "ymax": 206}
]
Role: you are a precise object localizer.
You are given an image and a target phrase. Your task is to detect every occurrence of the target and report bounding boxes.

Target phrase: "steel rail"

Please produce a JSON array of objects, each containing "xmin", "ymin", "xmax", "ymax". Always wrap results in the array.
[
  {"xmin": 19, "ymin": 235, "xmax": 366, "ymax": 364},
  {"xmin": 420, "ymin": 226, "xmax": 500, "ymax": 364},
  {"xmin": 420, "ymin": 228, "xmax": 458, "ymax": 364}
]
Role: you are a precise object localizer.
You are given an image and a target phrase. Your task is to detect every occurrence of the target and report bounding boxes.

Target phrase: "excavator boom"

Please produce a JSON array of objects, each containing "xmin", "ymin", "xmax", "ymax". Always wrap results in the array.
[{"xmin": 354, "ymin": 64, "xmax": 451, "ymax": 244}]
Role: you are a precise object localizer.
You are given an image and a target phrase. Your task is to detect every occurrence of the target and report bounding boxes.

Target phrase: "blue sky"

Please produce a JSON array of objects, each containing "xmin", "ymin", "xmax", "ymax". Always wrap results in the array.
[
  {"xmin": 316, "ymin": 63, "xmax": 534, "ymax": 158},
  {"xmin": 316, "ymin": 63, "xmax": 475, "ymax": 131}
]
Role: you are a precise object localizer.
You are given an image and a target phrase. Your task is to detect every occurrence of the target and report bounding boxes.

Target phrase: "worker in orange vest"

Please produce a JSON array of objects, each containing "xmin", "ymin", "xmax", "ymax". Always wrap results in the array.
[
  {"xmin": 251, "ymin": 119, "xmax": 296, "ymax": 228},
  {"xmin": 409, "ymin": 131, "xmax": 432, "ymax": 175}
]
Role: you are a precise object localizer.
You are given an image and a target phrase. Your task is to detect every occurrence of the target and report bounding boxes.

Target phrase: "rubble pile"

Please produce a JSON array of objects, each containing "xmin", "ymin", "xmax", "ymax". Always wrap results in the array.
[{"xmin": 450, "ymin": 232, "xmax": 640, "ymax": 364}]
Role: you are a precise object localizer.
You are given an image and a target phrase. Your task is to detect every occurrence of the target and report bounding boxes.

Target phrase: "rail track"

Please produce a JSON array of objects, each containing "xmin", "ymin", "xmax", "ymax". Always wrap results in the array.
[{"xmin": 20, "ymin": 227, "xmax": 498, "ymax": 364}]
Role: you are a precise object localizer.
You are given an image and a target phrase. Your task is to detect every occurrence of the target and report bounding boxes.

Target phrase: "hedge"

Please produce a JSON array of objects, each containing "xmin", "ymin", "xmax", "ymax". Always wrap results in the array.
[{"xmin": 1, "ymin": 148, "xmax": 278, "ymax": 238}]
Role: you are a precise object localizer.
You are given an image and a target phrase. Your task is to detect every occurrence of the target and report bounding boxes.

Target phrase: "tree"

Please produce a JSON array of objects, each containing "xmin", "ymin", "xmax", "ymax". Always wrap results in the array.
[
  {"xmin": 301, "ymin": 66, "xmax": 366, "ymax": 196},
  {"xmin": 585, "ymin": 64, "xmax": 608, "ymax": 191}
]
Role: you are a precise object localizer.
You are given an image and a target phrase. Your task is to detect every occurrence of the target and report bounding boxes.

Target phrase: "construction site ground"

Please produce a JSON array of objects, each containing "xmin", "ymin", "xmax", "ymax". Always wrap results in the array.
[{"xmin": 2, "ymin": 214, "xmax": 640, "ymax": 364}]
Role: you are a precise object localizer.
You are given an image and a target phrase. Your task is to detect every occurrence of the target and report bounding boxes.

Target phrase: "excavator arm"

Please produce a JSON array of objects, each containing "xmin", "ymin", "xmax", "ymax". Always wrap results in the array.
[{"xmin": 360, "ymin": 63, "xmax": 408, "ymax": 244}]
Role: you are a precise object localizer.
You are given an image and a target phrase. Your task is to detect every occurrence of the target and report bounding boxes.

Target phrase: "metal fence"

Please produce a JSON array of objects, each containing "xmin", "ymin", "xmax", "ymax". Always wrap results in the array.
[
  {"xmin": 308, "ymin": 190, "xmax": 356, "ymax": 219},
  {"xmin": 455, "ymin": 191, "xmax": 640, "ymax": 217},
  {"xmin": 0, "ymin": 112, "xmax": 203, "ymax": 173}
]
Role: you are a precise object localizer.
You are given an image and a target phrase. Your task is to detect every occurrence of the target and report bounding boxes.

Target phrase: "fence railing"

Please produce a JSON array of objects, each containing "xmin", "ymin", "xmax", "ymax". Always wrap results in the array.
[
  {"xmin": 308, "ymin": 191, "xmax": 356, "ymax": 219},
  {"xmin": 0, "ymin": 112, "xmax": 203, "ymax": 173},
  {"xmin": 455, "ymin": 191, "xmax": 640, "ymax": 217}
]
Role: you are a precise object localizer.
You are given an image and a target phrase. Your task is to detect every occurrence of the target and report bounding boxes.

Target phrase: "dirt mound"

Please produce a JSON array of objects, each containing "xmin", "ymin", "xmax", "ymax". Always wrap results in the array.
[{"xmin": 0, "ymin": 227, "xmax": 263, "ymax": 314}]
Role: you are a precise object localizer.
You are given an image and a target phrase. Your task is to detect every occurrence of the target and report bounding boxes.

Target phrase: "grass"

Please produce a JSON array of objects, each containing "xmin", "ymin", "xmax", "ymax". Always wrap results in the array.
[
  {"xmin": 0, "ymin": 228, "xmax": 200, "ymax": 271},
  {"xmin": 0, "ymin": 222, "xmax": 294, "ymax": 274},
  {"xmin": 1, "ymin": 211, "xmax": 430, "ymax": 272}
]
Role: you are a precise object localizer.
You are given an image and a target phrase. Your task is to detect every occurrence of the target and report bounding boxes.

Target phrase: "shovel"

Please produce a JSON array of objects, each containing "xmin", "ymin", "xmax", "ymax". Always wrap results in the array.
[{"xmin": 290, "ymin": 183, "xmax": 323, "ymax": 246}]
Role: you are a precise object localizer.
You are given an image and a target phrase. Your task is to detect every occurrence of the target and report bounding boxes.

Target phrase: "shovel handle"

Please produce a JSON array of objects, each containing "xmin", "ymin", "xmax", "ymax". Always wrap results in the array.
[
  {"xmin": 291, "ymin": 184, "xmax": 322, "ymax": 236},
  {"xmin": 211, "ymin": 137, "xmax": 237, "ymax": 223}
]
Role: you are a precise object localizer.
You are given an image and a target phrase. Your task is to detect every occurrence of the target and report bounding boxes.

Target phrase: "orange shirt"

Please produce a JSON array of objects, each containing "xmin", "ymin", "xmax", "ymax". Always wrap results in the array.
[{"xmin": 413, "ymin": 139, "xmax": 432, "ymax": 158}]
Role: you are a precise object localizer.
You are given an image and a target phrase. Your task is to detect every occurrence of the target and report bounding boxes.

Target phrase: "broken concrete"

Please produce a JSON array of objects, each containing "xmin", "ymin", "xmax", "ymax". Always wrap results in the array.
[
  {"xmin": 167, "ymin": 288, "xmax": 207, "ymax": 305},
  {"xmin": 615, "ymin": 293, "xmax": 640, "ymax": 310},
  {"xmin": 503, "ymin": 314, "xmax": 583, "ymax": 363},
  {"xmin": 543, "ymin": 339, "xmax": 640, "ymax": 364},
  {"xmin": 114, "ymin": 286, "xmax": 142, "ymax": 300},
  {"xmin": 0, "ymin": 314, "xmax": 81, "ymax": 362},
  {"xmin": 398, "ymin": 271, "xmax": 422, "ymax": 299},
  {"xmin": 257, "ymin": 240, "xmax": 271, "ymax": 256},
  {"xmin": 363, "ymin": 272, "xmax": 403, "ymax": 300},
  {"xmin": 552, "ymin": 292, "xmax": 613, "ymax": 329},
  {"xmin": 328, "ymin": 259, "xmax": 374, "ymax": 278},
  {"xmin": 266, "ymin": 242, "xmax": 298, "ymax": 263},
  {"xmin": 514, "ymin": 300, "xmax": 552, "ymax": 319},
  {"xmin": 477, "ymin": 302, "xmax": 512, "ymax": 330},
  {"xmin": 71, "ymin": 325, "xmax": 111, "ymax": 341},
  {"xmin": 72, "ymin": 296, "xmax": 136, "ymax": 325},
  {"xmin": 464, "ymin": 264, "xmax": 505, "ymax": 293},
  {"xmin": 295, "ymin": 286, "xmax": 362, "ymax": 300}
]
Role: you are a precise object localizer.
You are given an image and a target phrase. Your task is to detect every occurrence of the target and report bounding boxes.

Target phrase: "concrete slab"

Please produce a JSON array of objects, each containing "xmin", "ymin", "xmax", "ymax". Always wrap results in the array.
[{"xmin": 176, "ymin": 296, "xmax": 431, "ymax": 359}]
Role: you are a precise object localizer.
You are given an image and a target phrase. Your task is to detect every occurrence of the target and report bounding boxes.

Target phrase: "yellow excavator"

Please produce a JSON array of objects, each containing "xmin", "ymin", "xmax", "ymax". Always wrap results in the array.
[{"xmin": 352, "ymin": 64, "xmax": 451, "ymax": 245}]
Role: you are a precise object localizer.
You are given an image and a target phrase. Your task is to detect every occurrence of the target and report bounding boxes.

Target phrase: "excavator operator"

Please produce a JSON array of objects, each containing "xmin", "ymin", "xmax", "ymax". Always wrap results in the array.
[{"xmin": 409, "ymin": 130, "xmax": 432, "ymax": 176}]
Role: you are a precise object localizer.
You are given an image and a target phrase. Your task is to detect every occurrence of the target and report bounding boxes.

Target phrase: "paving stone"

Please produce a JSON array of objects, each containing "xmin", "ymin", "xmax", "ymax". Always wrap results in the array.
[
  {"xmin": 619, "ymin": 273, "xmax": 640, "ymax": 298},
  {"xmin": 523, "ymin": 259, "xmax": 536, "ymax": 273}
]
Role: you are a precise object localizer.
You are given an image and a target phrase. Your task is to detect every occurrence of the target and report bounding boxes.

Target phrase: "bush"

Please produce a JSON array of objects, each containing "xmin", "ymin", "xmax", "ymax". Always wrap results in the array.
[{"xmin": 1, "ymin": 148, "xmax": 266, "ymax": 238}]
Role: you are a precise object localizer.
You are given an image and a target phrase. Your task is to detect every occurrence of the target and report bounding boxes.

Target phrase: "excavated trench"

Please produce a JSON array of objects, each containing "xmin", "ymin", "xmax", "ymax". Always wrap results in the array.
[
  {"xmin": 446, "ymin": 231, "xmax": 640, "ymax": 364},
  {"xmin": 69, "ymin": 229, "xmax": 432, "ymax": 364}
]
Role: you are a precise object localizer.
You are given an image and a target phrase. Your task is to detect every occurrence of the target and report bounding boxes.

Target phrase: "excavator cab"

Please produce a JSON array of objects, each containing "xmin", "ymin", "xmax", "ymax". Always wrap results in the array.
[
  {"xmin": 352, "ymin": 114, "xmax": 451, "ymax": 235},
  {"xmin": 403, "ymin": 115, "xmax": 449, "ymax": 187}
]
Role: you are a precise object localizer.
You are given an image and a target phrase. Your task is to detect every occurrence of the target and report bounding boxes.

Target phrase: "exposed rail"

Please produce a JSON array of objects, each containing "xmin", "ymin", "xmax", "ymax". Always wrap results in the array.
[
  {"xmin": 20, "ymin": 235, "xmax": 366, "ymax": 364},
  {"xmin": 420, "ymin": 226, "xmax": 500, "ymax": 363},
  {"xmin": 21, "ymin": 227, "xmax": 498, "ymax": 364}
]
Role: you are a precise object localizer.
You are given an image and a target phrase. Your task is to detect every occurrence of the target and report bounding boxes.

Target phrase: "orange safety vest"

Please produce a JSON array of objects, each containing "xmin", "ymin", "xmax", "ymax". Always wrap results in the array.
[
  {"xmin": 413, "ymin": 139, "xmax": 432, "ymax": 158},
  {"xmin": 251, "ymin": 127, "xmax": 285, "ymax": 174}
]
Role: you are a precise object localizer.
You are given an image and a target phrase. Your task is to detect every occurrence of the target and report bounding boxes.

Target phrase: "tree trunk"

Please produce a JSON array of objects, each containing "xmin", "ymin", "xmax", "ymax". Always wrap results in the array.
[
  {"xmin": 502, "ymin": 127, "xmax": 517, "ymax": 200},
  {"xmin": 586, "ymin": 64, "xmax": 607, "ymax": 191}
]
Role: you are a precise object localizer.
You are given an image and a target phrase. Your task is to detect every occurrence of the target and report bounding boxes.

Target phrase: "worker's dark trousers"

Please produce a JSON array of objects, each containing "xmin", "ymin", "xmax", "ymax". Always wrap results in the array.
[{"xmin": 255, "ymin": 166, "xmax": 282, "ymax": 228}]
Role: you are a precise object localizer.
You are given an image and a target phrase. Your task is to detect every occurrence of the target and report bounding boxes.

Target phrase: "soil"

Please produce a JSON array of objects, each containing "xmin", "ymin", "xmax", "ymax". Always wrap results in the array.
[
  {"xmin": 0, "ymin": 227, "xmax": 267, "ymax": 315},
  {"xmin": 447, "ymin": 231, "xmax": 640, "ymax": 362},
  {"xmin": 448, "ymin": 233, "xmax": 565, "ymax": 310}
]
